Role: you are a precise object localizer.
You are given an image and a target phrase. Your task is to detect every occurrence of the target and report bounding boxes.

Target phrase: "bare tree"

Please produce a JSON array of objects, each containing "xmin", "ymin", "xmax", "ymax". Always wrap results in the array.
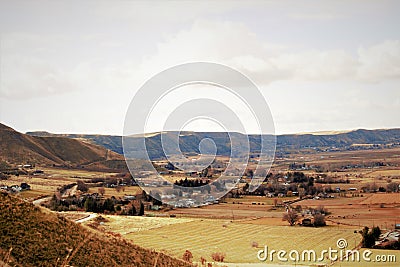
[
  {"xmin": 282, "ymin": 210, "xmax": 298, "ymax": 226},
  {"xmin": 182, "ymin": 250, "xmax": 193, "ymax": 263},
  {"xmin": 387, "ymin": 182, "xmax": 399, "ymax": 192}
]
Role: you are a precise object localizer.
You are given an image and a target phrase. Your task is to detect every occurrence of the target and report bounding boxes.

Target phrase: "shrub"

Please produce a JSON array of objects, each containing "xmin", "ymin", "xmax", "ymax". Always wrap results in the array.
[
  {"xmin": 313, "ymin": 214, "xmax": 326, "ymax": 227},
  {"xmin": 211, "ymin": 252, "xmax": 225, "ymax": 262},
  {"xmin": 182, "ymin": 250, "xmax": 193, "ymax": 263},
  {"xmin": 282, "ymin": 210, "xmax": 298, "ymax": 226}
]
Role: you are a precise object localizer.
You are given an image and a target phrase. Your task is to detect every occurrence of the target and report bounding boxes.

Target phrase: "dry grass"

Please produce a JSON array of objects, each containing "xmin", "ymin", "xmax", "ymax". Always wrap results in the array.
[
  {"xmin": 100, "ymin": 214, "xmax": 194, "ymax": 235},
  {"xmin": 0, "ymin": 192, "xmax": 192, "ymax": 267},
  {"xmin": 359, "ymin": 193, "xmax": 400, "ymax": 205},
  {"xmin": 87, "ymin": 186, "xmax": 143, "ymax": 198},
  {"xmin": 106, "ymin": 218, "xmax": 362, "ymax": 265}
]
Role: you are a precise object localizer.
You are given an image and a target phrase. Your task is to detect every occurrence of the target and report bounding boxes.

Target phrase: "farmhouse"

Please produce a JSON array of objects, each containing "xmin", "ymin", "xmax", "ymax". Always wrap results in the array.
[{"xmin": 302, "ymin": 218, "xmax": 313, "ymax": 226}]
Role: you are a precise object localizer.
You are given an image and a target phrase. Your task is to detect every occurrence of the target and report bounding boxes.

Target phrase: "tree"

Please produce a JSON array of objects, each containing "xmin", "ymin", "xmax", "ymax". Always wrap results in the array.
[
  {"xmin": 371, "ymin": 226, "xmax": 381, "ymax": 240},
  {"xmin": 102, "ymin": 198, "xmax": 115, "ymax": 212},
  {"xmin": 282, "ymin": 210, "xmax": 298, "ymax": 226},
  {"xmin": 313, "ymin": 214, "xmax": 326, "ymax": 227},
  {"xmin": 138, "ymin": 202, "xmax": 145, "ymax": 216},
  {"xmin": 84, "ymin": 197, "xmax": 96, "ymax": 212},
  {"xmin": 77, "ymin": 180, "xmax": 89, "ymax": 192},
  {"xmin": 361, "ymin": 226, "xmax": 377, "ymax": 248},
  {"xmin": 387, "ymin": 182, "xmax": 399, "ymax": 192},
  {"xmin": 126, "ymin": 204, "xmax": 136, "ymax": 216},
  {"xmin": 370, "ymin": 182, "xmax": 378, "ymax": 193}
]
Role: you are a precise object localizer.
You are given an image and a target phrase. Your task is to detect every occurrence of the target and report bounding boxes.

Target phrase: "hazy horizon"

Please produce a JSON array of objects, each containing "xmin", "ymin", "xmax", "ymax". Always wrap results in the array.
[{"xmin": 2, "ymin": 120, "xmax": 398, "ymax": 137}]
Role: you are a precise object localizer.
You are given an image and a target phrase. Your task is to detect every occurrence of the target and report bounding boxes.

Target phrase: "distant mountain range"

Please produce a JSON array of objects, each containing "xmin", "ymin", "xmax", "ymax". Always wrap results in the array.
[
  {"xmin": 0, "ymin": 123, "xmax": 125, "ymax": 169},
  {"xmin": 26, "ymin": 127, "xmax": 400, "ymax": 160}
]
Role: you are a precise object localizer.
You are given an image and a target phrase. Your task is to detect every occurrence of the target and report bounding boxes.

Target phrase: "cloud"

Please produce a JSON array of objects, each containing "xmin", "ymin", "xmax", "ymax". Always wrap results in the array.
[
  {"xmin": 0, "ymin": 33, "xmax": 139, "ymax": 99},
  {"xmin": 136, "ymin": 20, "xmax": 400, "ymax": 86},
  {"xmin": 2, "ymin": 19, "xmax": 400, "ymax": 101},
  {"xmin": 357, "ymin": 40, "xmax": 400, "ymax": 82},
  {"xmin": 288, "ymin": 13, "xmax": 338, "ymax": 21},
  {"xmin": 0, "ymin": 54, "xmax": 76, "ymax": 98}
]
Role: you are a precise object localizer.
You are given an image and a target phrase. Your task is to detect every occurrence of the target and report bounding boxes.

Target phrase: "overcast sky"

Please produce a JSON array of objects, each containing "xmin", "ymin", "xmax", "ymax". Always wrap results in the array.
[{"xmin": 0, "ymin": 0, "xmax": 399, "ymax": 135}]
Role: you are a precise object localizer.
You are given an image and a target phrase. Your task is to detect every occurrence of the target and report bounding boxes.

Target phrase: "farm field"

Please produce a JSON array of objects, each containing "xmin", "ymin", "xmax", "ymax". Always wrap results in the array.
[
  {"xmin": 87, "ymin": 186, "xmax": 143, "ymax": 198},
  {"xmin": 40, "ymin": 167, "xmax": 119, "ymax": 179},
  {"xmin": 359, "ymin": 193, "xmax": 400, "ymax": 204},
  {"xmin": 101, "ymin": 215, "xmax": 194, "ymax": 234},
  {"xmin": 0, "ymin": 166, "xmax": 123, "ymax": 199},
  {"xmin": 0, "ymin": 175, "xmax": 71, "ymax": 198},
  {"xmin": 109, "ymin": 218, "xmax": 361, "ymax": 265},
  {"xmin": 297, "ymin": 194, "xmax": 400, "ymax": 229},
  {"xmin": 163, "ymin": 201, "xmax": 284, "ymax": 220}
]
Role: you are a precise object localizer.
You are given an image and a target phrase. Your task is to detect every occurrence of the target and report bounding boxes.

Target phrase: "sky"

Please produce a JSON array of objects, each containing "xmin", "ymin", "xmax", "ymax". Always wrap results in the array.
[{"xmin": 0, "ymin": 0, "xmax": 399, "ymax": 135}]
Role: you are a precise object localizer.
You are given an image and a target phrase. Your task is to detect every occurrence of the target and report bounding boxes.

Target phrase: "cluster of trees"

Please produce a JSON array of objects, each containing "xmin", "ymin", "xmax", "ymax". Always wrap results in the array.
[
  {"xmin": 246, "ymin": 172, "xmax": 320, "ymax": 197},
  {"xmin": 361, "ymin": 226, "xmax": 400, "ymax": 249},
  {"xmin": 118, "ymin": 202, "xmax": 145, "ymax": 216},
  {"xmin": 83, "ymin": 197, "xmax": 115, "ymax": 213},
  {"xmin": 360, "ymin": 226, "xmax": 381, "ymax": 248},
  {"xmin": 174, "ymin": 178, "xmax": 210, "ymax": 187},
  {"xmin": 282, "ymin": 205, "xmax": 327, "ymax": 227},
  {"xmin": 315, "ymin": 177, "xmax": 350, "ymax": 184},
  {"xmin": 47, "ymin": 194, "xmax": 144, "ymax": 216},
  {"xmin": 361, "ymin": 182, "xmax": 400, "ymax": 193}
]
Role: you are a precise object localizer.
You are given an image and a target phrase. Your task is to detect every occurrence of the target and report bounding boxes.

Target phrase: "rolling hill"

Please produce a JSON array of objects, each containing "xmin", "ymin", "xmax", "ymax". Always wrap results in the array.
[
  {"xmin": 0, "ymin": 123, "xmax": 125, "ymax": 169},
  {"xmin": 0, "ymin": 191, "xmax": 192, "ymax": 267},
  {"xmin": 27, "ymin": 128, "xmax": 400, "ymax": 160}
]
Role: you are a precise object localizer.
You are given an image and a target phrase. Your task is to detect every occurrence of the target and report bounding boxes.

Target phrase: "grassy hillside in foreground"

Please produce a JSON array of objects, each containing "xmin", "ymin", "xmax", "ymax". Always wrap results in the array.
[{"xmin": 0, "ymin": 192, "xmax": 192, "ymax": 267}]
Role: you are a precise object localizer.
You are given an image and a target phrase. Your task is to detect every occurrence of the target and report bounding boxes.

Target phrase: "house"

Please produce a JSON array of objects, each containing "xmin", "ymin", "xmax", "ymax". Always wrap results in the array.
[
  {"xmin": 302, "ymin": 218, "xmax": 313, "ymax": 226},
  {"xmin": 10, "ymin": 185, "xmax": 22, "ymax": 193},
  {"xmin": 123, "ymin": 195, "xmax": 136, "ymax": 201},
  {"xmin": 33, "ymin": 170, "xmax": 44, "ymax": 175}
]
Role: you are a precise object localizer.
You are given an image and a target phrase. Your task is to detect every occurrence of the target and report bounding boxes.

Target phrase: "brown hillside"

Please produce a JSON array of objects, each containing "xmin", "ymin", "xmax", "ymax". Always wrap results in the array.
[
  {"xmin": 0, "ymin": 123, "xmax": 124, "ymax": 168},
  {"xmin": 0, "ymin": 192, "xmax": 192, "ymax": 267}
]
